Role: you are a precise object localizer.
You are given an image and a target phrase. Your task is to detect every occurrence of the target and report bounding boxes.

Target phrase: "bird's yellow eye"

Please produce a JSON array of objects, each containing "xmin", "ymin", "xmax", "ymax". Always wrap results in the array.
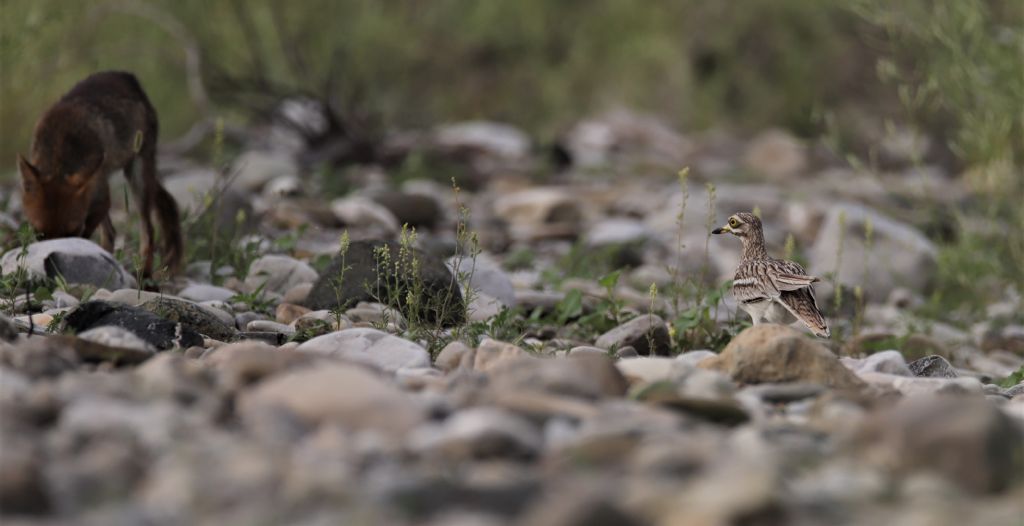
[{"xmin": 728, "ymin": 217, "xmax": 739, "ymax": 228}]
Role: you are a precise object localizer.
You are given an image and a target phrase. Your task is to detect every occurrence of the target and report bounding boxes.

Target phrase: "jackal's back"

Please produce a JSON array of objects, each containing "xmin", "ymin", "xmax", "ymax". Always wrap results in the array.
[{"xmin": 30, "ymin": 71, "xmax": 158, "ymax": 177}]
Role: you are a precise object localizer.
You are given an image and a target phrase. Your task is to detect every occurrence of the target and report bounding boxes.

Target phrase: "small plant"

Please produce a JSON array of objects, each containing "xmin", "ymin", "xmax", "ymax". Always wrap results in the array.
[{"xmin": 329, "ymin": 231, "xmax": 353, "ymax": 329}]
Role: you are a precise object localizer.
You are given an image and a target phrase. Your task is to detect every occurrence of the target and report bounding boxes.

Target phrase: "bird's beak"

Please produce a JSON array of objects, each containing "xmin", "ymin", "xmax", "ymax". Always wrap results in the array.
[{"xmin": 712, "ymin": 224, "xmax": 731, "ymax": 235}]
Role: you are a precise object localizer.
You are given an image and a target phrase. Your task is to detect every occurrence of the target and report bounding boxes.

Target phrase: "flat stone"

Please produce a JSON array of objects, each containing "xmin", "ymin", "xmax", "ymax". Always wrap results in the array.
[
  {"xmin": 239, "ymin": 362, "xmax": 424, "ymax": 434},
  {"xmin": 595, "ymin": 314, "xmax": 671, "ymax": 356},
  {"xmin": 296, "ymin": 328, "xmax": 430, "ymax": 372}
]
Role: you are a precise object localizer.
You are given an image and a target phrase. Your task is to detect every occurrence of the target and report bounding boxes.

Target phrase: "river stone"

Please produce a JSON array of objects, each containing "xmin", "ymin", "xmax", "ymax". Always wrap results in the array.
[
  {"xmin": 595, "ymin": 314, "xmax": 671, "ymax": 356},
  {"xmin": 410, "ymin": 407, "xmax": 542, "ymax": 460},
  {"xmin": 238, "ymin": 362, "xmax": 424, "ymax": 434},
  {"xmin": 177, "ymin": 284, "xmax": 237, "ymax": 303},
  {"xmin": 849, "ymin": 396, "xmax": 1023, "ymax": 494},
  {"xmin": 244, "ymin": 255, "xmax": 319, "ymax": 296},
  {"xmin": 296, "ymin": 328, "xmax": 431, "ymax": 372},
  {"xmin": 139, "ymin": 297, "xmax": 237, "ymax": 342},
  {"xmin": 1, "ymin": 238, "xmax": 135, "ymax": 289},
  {"xmin": 701, "ymin": 324, "xmax": 864, "ymax": 389},
  {"xmin": 304, "ymin": 240, "xmax": 465, "ymax": 327},
  {"xmin": 64, "ymin": 300, "xmax": 203, "ymax": 351}
]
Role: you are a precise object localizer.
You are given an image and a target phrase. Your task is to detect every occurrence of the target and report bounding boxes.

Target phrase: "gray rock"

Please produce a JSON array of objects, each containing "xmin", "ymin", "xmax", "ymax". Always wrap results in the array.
[
  {"xmin": 177, "ymin": 284, "xmax": 237, "ymax": 303},
  {"xmin": 810, "ymin": 203, "xmax": 937, "ymax": 301},
  {"xmin": 487, "ymin": 354, "xmax": 627, "ymax": 399},
  {"xmin": 1, "ymin": 238, "xmax": 135, "ymax": 289},
  {"xmin": 0, "ymin": 335, "xmax": 79, "ymax": 378},
  {"xmin": 230, "ymin": 150, "xmax": 298, "ymax": 192},
  {"xmin": 676, "ymin": 349, "xmax": 717, "ymax": 368},
  {"xmin": 1005, "ymin": 382, "xmax": 1024, "ymax": 398},
  {"xmin": 433, "ymin": 121, "xmax": 530, "ymax": 161},
  {"xmin": 296, "ymin": 328, "xmax": 431, "ymax": 372},
  {"xmin": 584, "ymin": 218, "xmax": 652, "ymax": 247},
  {"xmin": 492, "ymin": 187, "xmax": 585, "ymax": 241},
  {"xmin": 64, "ymin": 300, "xmax": 203, "ymax": 351},
  {"xmin": 850, "ymin": 396, "xmax": 1023, "ymax": 494},
  {"xmin": 856, "ymin": 372, "xmax": 983, "ymax": 396},
  {"xmin": 139, "ymin": 297, "xmax": 237, "ymax": 342},
  {"xmin": 595, "ymin": 314, "xmax": 671, "ymax": 356},
  {"xmin": 246, "ymin": 320, "xmax": 295, "ymax": 335},
  {"xmin": 841, "ymin": 350, "xmax": 913, "ymax": 376},
  {"xmin": 448, "ymin": 252, "xmax": 516, "ymax": 308},
  {"xmin": 568, "ymin": 346, "xmax": 609, "ymax": 358},
  {"xmin": 244, "ymin": 255, "xmax": 319, "ymax": 296},
  {"xmin": 105, "ymin": 288, "xmax": 168, "ymax": 306},
  {"xmin": 411, "ymin": 407, "xmax": 542, "ymax": 460},
  {"xmin": 908, "ymin": 355, "xmax": 959, "ymax": 378},
  {"xmin": 330, "ymin": 196, "xmax": 401, "ymax": 237},
  {"xmin": 304, "ymin": 240, "xmax": 465, "ymax": 327}
]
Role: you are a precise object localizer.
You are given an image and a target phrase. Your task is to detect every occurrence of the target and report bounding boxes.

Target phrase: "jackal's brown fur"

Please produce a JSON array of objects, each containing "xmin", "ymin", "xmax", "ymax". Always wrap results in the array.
[{"xmin": 17, "ymin": 71, "xmax": 183, "ymax": 279}]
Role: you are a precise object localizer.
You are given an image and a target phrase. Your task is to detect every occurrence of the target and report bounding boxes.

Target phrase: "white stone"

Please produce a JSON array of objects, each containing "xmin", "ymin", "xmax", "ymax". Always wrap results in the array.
[{"xmin": 296, "ymin": 328, "xmax": 431, "ymax": 372}]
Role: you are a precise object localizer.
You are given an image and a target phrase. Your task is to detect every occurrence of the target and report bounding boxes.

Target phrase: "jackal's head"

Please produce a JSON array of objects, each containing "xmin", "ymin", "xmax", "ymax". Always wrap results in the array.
[{"xmin": 18, "ymin": 153, "xmax": 104, "ymax": 240}]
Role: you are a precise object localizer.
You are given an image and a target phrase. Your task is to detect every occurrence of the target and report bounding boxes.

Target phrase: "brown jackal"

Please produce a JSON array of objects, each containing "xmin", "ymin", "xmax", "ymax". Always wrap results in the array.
[{"xmin": 17, "ymin": 71, "xmax": 183, "ymax": 279}]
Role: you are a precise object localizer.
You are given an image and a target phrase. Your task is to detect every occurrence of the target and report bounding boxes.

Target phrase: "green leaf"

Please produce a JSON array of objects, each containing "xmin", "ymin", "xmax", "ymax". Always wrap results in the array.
[{"xmin": 598, "ymin": 270, "xmax": 621, "ymax": 290}]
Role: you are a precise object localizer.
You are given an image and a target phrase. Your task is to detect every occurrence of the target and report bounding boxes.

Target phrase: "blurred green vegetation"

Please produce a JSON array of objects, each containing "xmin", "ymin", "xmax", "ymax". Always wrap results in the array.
[{"xmin": 2, "ymin": 0, "xmax": 879, "ymax": 166}]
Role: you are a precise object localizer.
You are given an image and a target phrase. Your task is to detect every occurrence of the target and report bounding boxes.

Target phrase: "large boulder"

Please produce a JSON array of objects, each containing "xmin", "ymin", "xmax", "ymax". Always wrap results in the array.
[
  {"xmin": 303, "ymin": 240, "xmax": 465, "ymax": 327},
  {"xmin": 700, "ymin": 324, "xmax": 864, "ymax": 389},
  {"xmin": 809, "ymin": 203, "xmax": 937, "ymax": 300},
  {"xmin": 1, "ymin": 238, "xmax": 135, "ymax": 289}
]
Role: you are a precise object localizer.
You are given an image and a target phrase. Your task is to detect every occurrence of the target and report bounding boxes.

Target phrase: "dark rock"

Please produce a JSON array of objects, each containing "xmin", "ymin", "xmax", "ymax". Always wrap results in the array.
[
  {"xmin": 370, "ymin": 191, "xmax": 443, "ymax": 228},
  {"xmin": 907, "ymin": 355, "xmax": 958, "ymax": 378},
  {"xmin": 304, "ymin": 240, "xmax": 465, "ymax": 327},
  {"xmin": 64, "ymin": 301, "xmax": 203, "ymax": 351},
  {"xmin": 139, "ymin": 297, "xmax": 237, "ymax": 341}
]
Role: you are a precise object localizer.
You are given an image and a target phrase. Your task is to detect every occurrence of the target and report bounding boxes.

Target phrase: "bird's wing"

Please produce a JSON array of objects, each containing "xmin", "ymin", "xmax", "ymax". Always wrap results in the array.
[
  {"xmin": 769, "ymin": 259, "xmax": 820, "ymax": 292},
  {"xmin": 778, "ymin": 287, "xmax": 830, "ymax": 338}
]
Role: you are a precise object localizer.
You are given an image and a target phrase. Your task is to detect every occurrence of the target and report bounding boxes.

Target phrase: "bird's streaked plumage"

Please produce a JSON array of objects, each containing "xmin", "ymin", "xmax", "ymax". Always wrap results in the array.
[{"xmin": 712, "ymin": 212, "xmax": 830, "ymax": 338}]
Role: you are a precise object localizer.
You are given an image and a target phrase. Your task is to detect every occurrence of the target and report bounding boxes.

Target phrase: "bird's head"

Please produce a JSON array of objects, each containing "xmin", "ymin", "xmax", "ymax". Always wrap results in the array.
[{"xmin": 712, "ymin": 212, "xmax": 761, "ymax": 238}]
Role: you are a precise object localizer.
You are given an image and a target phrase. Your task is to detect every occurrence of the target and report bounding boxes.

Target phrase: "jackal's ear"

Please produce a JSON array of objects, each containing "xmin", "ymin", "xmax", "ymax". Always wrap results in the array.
[{"xmin": 17, "ymin": 155, "xmax": 40, "ymax": 191}]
